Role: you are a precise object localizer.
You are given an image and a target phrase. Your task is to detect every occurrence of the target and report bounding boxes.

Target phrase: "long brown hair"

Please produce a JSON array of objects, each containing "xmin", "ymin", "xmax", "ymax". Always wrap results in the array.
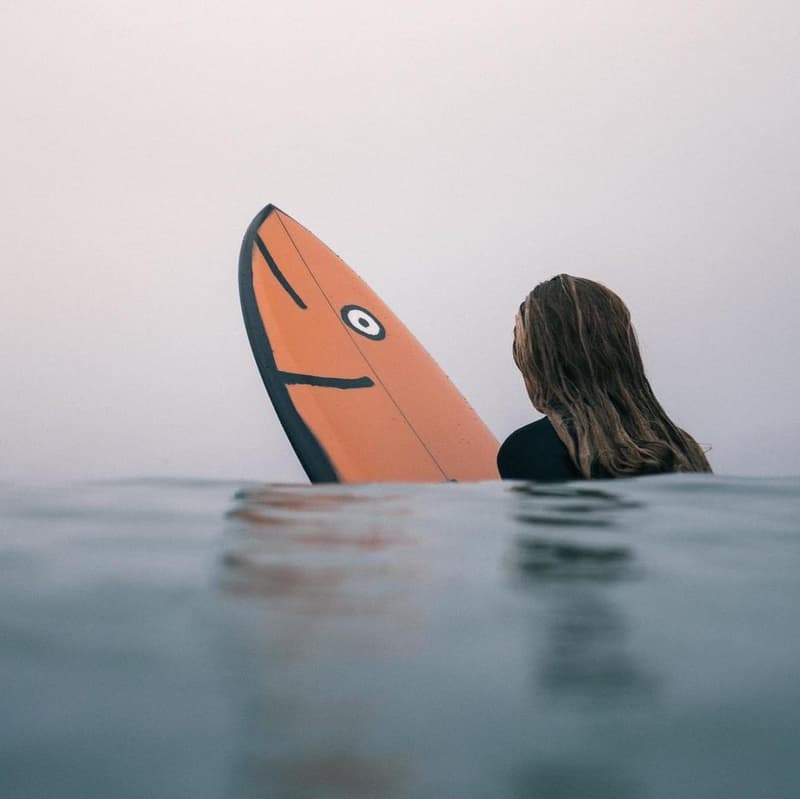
[{"xmin": 512, "ymin": 275, "xmax": 711, "ymax": 477}]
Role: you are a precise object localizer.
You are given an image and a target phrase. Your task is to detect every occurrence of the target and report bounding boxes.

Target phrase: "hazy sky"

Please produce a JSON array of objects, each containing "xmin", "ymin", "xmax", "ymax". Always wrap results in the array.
[{"xmin": 2, "ymin": 0, "xmax": 798, "ymax": 482}]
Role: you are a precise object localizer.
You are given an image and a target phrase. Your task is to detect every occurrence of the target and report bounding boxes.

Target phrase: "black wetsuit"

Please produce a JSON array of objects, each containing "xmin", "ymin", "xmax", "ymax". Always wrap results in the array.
[{"xmin": 497, "ymin": 417, "xmax": 583, "ymax": 481}]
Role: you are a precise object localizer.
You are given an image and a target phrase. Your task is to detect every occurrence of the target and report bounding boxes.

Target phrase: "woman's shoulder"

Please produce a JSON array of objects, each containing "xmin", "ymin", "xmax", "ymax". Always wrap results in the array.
[
  {"xmin": 497, "ymin": 417, "xmax": 581, "ymax": 481},
  {"xmin": 499, "ymin": 417, "xmax": 559, "ymax": 450}
]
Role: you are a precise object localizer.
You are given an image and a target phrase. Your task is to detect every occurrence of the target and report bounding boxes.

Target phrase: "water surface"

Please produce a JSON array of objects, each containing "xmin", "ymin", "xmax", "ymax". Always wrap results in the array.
[{"xmin": 1, "ymin": 476, "xmax": 798, "ymax": 798}]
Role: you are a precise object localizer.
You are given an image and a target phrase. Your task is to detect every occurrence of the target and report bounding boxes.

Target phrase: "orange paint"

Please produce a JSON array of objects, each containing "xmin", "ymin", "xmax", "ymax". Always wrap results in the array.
[{"xmin": 240, "ymin": 204, "xmax": 499, "ymax": 483}]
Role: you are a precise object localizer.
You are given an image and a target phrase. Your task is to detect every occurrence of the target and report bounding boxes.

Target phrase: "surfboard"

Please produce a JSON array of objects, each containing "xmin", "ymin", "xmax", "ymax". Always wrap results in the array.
[{"xmin": 239, "ymin": 204, "xmax": 500, "ymax": 483}]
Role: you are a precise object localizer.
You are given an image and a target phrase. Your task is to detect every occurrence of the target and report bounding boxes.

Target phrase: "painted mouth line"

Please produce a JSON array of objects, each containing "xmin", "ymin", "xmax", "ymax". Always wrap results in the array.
[
  {"xmin": 277, "ymin": 370, "xmax": 374, "ymax": 390},
  {"xmin": 255, "ymin": 234, "xmax": 307, "ymax": 309}
]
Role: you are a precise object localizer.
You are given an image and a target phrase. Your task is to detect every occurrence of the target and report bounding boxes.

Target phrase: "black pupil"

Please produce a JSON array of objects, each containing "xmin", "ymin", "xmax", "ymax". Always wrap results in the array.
[{"xmin": 358, "ymin": 316, "xmax": 369, "ymax": 327}]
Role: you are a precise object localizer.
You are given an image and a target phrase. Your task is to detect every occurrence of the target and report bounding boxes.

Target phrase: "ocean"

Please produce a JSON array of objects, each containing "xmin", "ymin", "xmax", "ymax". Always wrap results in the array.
[{"xmin": 1, "ymin": 476, "xmax": 798, "ymax": 798}]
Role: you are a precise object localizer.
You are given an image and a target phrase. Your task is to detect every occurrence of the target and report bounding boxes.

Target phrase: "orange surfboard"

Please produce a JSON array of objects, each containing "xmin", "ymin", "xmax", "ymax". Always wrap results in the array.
[{"xmin": 239, "ymin": 204, "xmax": 500, "ymax": 483}]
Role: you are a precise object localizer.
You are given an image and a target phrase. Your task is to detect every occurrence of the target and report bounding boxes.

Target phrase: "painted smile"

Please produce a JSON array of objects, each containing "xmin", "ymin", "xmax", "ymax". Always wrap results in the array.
[{"xmin": 255, "ymin": 233, "xmax": 377, "ymax": 391}]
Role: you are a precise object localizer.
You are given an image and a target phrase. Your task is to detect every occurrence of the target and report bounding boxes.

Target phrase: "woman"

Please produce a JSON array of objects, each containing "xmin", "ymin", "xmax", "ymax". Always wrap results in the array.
[{"xmin": 498, "ymin": 275, "xmax": 711, "ymax": 480}]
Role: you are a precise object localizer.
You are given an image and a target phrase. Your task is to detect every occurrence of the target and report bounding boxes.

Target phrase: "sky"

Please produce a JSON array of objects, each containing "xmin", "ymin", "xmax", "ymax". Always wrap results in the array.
[{"xmin": 2, "ymin": 0, "xmax": 798, "ymax": 483}]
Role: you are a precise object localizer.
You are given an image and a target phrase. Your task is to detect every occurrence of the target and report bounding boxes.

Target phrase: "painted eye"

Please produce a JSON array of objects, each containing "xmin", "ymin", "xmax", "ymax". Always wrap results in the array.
[{"xmin": 340, "ymin": 304, "xmax": 386, "ymax": 340}]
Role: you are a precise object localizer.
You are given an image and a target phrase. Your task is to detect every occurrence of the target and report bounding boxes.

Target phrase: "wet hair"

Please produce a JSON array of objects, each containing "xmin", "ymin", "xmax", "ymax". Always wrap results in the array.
[{"xmin": 512, "ymin": 274, "xmax": 712, "ymax": 478}]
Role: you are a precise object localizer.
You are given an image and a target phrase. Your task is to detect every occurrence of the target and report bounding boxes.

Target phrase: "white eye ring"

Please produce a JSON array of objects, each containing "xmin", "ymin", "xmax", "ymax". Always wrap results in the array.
[{"xmin": 340, "ymin": 305, "xmax": 386, "ymax": 340}]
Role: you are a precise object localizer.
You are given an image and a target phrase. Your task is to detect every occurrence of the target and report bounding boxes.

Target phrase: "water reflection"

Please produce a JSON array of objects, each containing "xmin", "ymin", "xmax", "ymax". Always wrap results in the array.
[
  {"xmin": 514, "ymin": 537, "xmax": 634, "ymax": 582},
  {"xmin": 538, "ymin": 593, "xmax": 656, "ymax": 702},
  {"xmin": 232, "ymin": 485, "xmax": 376, "ymax": 512},
  {"xmin": 221, "ymin": 485, "xmax": 417, "ymax": 611},
  {"xmin": 221, "ymin": 485, "xmax": 423, "ymax": 798},
  {"xmin": 509, "ymin": 482, "xmax": 655, "ymax": 798},
  {"xmin": 511, "ymin": 483, "xmax": 654, "ymax": 701},
  {"xmin": 512, "ymin": 483, "xmax": 643, "ymax": 529},
  {"xmin": 224, "ymin": 481, "xmax": 657, "ymax": 798}
]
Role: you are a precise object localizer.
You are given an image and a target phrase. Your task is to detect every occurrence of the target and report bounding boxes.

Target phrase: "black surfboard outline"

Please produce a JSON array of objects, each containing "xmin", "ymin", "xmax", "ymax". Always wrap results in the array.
[{"xmin": 239, "ymin": 203, "xmax": 341, "ymax": 483}]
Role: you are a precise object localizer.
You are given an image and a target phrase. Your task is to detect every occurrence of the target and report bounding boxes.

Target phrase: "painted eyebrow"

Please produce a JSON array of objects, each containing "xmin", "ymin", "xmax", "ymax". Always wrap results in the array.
[{"xmin": 254, "ymin": 234, "xmax": 307, "ymax": 309}]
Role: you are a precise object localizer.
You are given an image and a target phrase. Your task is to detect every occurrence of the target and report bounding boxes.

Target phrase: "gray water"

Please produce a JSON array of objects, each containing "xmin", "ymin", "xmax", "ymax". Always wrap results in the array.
[{"xmin": 1, "ymin": 476, "xmax": 798, "ymax": 798}]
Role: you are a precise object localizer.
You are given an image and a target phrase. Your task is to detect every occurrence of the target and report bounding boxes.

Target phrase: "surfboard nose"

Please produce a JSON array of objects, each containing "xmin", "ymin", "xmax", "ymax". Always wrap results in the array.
[{"xmin": 240, "ymin": 204, "xmax": 500, "ymax": 483}]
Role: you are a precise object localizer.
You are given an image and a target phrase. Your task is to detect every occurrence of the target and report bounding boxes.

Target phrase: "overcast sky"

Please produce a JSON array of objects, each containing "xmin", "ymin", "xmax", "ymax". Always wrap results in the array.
[{"xmin": 2, "ymin": 0, "xmax": 798, "ymax": 483}]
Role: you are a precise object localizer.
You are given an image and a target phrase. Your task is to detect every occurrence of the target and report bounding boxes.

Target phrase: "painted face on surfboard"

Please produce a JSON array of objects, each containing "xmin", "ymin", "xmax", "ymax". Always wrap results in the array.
[{"xmin": 240, "ymin": 204, "xmax": 500, "ymax": 484}]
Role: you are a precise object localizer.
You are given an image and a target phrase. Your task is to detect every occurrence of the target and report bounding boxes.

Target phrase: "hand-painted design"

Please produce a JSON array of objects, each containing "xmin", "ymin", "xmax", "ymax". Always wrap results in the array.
[
  {"xmin": 278, "ymin": 371, "xmax": 374, "ymax": 389},
  {"xmin": 240, "ymin": 205, "xmax": 339, "ymax": 482},
  {"xmin": 340, "ymin": 305, "xmax": 386, "ymax": 340},
  {"xmin": 254, "ymin": 233, "xmax": 307, "ymax": 309},
  {"xmin": 241, "ymin": 203, "xmax": 499, "ymax": 484}
]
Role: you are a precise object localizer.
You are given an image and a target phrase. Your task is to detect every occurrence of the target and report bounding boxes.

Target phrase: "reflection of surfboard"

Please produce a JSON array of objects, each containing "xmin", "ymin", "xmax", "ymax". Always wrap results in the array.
[{"xmin": 239, "ymin": 204, "xmax": 499, "ymax": 483}]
